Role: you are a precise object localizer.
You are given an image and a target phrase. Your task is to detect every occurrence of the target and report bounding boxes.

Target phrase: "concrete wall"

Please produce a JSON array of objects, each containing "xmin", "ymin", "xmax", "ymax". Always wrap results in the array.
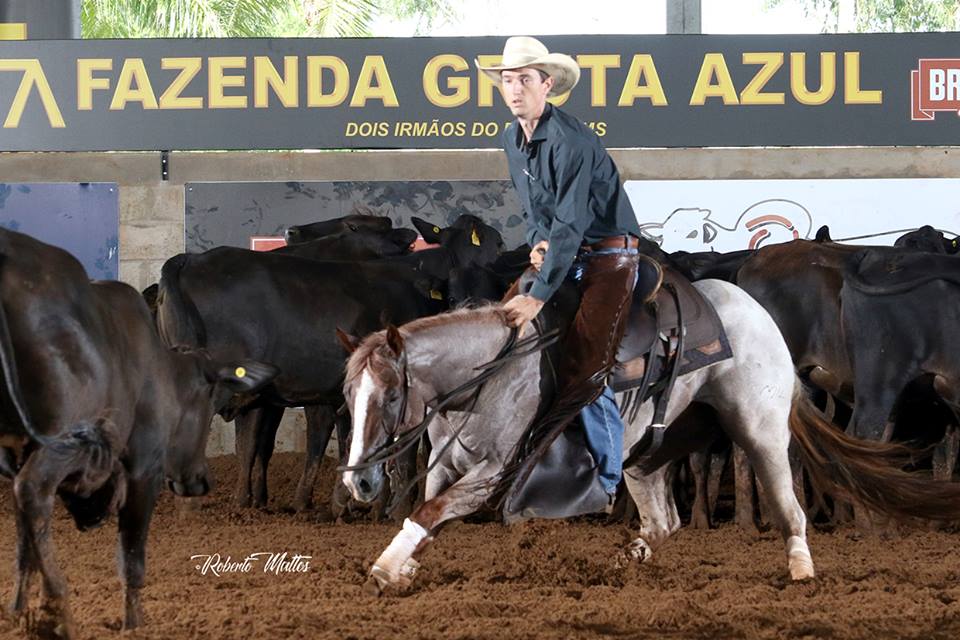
[{"xmin": 2, "ymin": 146, "xmax": 960, "ymax": 455}]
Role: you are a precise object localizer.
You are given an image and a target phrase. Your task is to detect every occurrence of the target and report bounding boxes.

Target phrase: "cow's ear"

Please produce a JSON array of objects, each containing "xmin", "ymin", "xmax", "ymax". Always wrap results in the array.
[
  {"xmin": 215, "ymin": 361, "xmax": 280, "ymax": 395},
  {"xmin": 411, "ymin": 217, "xmax": 443, "ymax": 244},
  {"xmin": 385, "ymin": 324, "xmax": 404, "ymax": 357},
  {"xmin": 336, "ymin": 327, "xmax": 361, "ymax": 354},
  {"xmin": 387, "ymin": 227, "xmax": 418, "ymax": 251},
  {"xmin": 412, "ymin": 277, "xmax": 445, "ymax": 303}
]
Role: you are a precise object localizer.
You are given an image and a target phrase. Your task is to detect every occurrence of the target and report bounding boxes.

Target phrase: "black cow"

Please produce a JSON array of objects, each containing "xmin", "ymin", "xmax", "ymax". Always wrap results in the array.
[
  {"xmin": 0, "ymin": 228, "xmax": 277, "ymax": 637},
  {"xmin": 841, "ymin": 247, "xmax": 960, "ymax": 444},
  {"xmin": 668, "ymin": 248, "xmax": 754, "ymax": 282},
  {"xmin": 157, "ymin": 215, "xmax": 503, "ymax": 513},
  {"xmin": 275, "ymin": 226, "xmax": 418, "ymax": 260},
  {"xmin": 284, "ymin": 212, "xmax": 393, "ymax": 244},
  {"xmin": 894, "ymin": 225, "xmax": 959, "ymax": 254}
]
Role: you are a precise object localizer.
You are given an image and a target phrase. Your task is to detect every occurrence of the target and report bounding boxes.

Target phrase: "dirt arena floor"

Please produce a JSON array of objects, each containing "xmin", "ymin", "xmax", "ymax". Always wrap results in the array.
[{"xmin": 1, "ymin": 452, "xmax": 959, "ymax": 640}]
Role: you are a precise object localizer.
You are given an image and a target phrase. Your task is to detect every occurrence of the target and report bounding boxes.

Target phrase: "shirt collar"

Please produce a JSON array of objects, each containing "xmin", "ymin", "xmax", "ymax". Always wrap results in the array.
[{"xmin": 514, "ymin": 102, "xmax": 554, "ymax": 151}]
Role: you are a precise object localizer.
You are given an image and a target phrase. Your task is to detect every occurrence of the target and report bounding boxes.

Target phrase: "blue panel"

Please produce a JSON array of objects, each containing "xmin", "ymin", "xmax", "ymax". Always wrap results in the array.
[{"xmin": 0, "ymin": 183, "xmax": 119, "ymax": 279}]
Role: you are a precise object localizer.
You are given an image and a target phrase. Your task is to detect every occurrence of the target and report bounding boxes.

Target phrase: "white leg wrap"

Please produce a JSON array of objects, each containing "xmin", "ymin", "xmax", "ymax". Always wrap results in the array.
[
  {"xmin": 786, "ymin": 535, "xmax": 815, "ymax": 580},
  {"xmin": 371, "ymin": 518, "xmax": 429, "ymax": 585}
]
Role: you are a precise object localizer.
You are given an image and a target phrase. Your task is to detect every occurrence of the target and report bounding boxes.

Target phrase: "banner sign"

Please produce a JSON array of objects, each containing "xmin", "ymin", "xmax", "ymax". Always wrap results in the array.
[
  {"xmin": 0, "ymin": 33, "xmax": 959, "ymax": 151},
  {"xmin": 624, "ymin": 178, "xmax": 960, "ymax": 253}
]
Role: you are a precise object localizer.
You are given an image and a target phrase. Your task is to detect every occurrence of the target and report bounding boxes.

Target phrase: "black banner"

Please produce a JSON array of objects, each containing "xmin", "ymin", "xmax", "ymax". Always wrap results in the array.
[{"xmin": 0, "ymin": 33, "xmax": 958, "ymax": 151}]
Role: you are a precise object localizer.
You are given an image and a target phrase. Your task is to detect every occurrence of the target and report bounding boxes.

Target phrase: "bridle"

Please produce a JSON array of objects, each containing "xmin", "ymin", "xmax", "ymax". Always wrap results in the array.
[{"xmin": 338, "ymin": 324, "xmax": 559, "ymax": 488}]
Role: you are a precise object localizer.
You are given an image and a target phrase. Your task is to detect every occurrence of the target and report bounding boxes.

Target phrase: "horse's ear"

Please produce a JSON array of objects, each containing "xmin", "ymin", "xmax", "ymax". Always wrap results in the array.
[
  {"xmin": 385, "ymin": 324, "xmax": 404, "ymax": 357},
  {"xmin": 336, "ymin": 327, "xmax": 360, "ymax": 354}
]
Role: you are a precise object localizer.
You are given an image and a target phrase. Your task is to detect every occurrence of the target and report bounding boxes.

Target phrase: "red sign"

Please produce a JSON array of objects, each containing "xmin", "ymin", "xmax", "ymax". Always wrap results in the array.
[
  {"xmin": 911, "ymin": 58, "xmax": 960, "ymax": 121},
  {"xmin": 250, "ymin": 236, "xmax": 286, "ymax": 251}
]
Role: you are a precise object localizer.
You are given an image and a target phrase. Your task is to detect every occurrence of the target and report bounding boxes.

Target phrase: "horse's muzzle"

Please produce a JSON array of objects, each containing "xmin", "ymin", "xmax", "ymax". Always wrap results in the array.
[{"xmin": 343, "ymin": 466, "xmax": 384, "ymax": 504}]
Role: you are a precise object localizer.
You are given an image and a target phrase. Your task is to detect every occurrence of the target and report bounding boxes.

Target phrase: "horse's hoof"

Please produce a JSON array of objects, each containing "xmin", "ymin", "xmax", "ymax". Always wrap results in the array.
[
  {"xmin": 789, "ymin": 558, "xmax": 816, "ymax": 581},
  {"xmin": 363, "ymin": 568, "xmax": 390, "ymax": 597},
  {"xmin": 627, "ymin": 538, "xmax": 653, "ymax": 563}
]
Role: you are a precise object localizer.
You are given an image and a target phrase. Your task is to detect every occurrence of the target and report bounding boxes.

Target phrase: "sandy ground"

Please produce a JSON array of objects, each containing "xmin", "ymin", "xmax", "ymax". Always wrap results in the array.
[{"xmin": 1, "ymin": 452, "xmax": 959, "ymax": 640}]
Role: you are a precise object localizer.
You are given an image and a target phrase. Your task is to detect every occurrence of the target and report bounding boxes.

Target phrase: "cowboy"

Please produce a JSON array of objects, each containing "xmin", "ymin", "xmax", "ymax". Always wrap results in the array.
[{"xmin": 476, "ymin": 37, "xmax": 645, "ymax": 506}]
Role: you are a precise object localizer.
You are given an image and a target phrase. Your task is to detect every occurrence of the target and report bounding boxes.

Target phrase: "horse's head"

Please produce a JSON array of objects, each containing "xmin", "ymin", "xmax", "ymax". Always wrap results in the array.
[{"xmin": 339, "ymin": 325, "xmax": 411, "ymax": 503}]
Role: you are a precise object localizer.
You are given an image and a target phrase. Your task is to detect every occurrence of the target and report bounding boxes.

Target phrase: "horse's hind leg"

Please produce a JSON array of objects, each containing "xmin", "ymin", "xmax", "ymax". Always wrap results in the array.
[{"xmin": 721, "ymin": 402, "xmax": 814, "ymax": 581}]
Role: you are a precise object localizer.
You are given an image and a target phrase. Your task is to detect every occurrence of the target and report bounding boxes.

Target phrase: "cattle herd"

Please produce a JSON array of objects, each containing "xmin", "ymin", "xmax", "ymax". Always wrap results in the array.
[{"xmin": 1, "ymin": 212, "xmax": 959, "ymax": 638}]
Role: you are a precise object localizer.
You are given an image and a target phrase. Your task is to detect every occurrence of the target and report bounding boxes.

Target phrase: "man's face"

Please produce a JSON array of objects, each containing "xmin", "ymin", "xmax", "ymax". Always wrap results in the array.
[{"xmin": 501, "ymin": 68, "xmax": 553, "ymax": 119}]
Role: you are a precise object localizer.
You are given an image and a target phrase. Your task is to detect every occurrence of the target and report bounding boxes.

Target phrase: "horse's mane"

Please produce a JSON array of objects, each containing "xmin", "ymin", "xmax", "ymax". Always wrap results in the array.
[{"xmin": 343, "ymin": 305, "xmax": 510, "ymax": 388}]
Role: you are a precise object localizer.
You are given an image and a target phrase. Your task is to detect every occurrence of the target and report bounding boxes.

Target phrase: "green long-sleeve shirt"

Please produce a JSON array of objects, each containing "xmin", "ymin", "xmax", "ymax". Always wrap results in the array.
[{"xmin": 503, "ymin": 103, "xmax": 641, "ymax": 302}]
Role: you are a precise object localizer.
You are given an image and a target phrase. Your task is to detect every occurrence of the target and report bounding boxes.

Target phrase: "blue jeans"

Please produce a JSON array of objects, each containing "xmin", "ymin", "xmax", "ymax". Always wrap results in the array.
[
  {"xmin": 568, "ymin": 248, "xmax": 638, "ymax": 495},
  {"xmin": 581, "ymin": 385, "xmax": 624, "ymax": 494}
]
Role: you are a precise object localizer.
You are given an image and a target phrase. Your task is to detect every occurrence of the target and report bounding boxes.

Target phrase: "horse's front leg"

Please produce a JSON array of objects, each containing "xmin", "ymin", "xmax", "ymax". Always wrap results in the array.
[{"xmin": 365, "ymin": 464, "xmax": 494, "ymax": 595}]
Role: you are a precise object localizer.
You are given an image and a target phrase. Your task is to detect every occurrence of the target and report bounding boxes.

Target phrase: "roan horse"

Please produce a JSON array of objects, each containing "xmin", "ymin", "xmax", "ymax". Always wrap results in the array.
[{"xmin": 341, "ymin": 279, "xmax": 960, "ymax": 593}]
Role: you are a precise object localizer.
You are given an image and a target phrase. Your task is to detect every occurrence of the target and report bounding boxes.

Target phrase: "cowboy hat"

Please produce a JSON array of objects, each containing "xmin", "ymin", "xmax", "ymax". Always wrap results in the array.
[{"xmin": 475, "ymin": 36, "xmax": 580, "ymax": 97}]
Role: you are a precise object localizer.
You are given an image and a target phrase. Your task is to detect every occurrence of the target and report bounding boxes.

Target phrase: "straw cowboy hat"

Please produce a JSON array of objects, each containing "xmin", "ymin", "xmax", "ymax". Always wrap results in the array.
[{"xmin": 475, "ymin": 36, "xmax": 580, "ymax": 96}]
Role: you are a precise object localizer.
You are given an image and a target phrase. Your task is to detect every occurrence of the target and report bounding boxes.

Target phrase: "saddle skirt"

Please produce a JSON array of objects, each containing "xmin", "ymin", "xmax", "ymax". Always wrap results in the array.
[{"xmin": 612, "ymin": 260, "xmax": 733, "ymax": 394}]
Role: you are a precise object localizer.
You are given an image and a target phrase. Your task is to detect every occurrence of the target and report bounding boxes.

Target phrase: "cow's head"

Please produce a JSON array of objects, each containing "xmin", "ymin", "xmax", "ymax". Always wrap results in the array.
[
  {"xmin": 168, "ymin": 352, "xmax": 279, "ymax": 496},
  {"xmin": 285, "ymin": 213, "xmax": 393, "ymax": 244},
  {"xmin": 410, "ymin": 214, "xmax": 504, "ymax": 268},
  {"xmin": 894, "ymin": 225, "xmax": 955, "ymax": 254},
  {"xmin": 639, "ymin": 208, "xmax": 719, "ymax": 252}
]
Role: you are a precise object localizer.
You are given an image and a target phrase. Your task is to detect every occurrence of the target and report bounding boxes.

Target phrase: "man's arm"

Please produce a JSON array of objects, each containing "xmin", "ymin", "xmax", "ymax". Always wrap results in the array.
[{"xmin": 528, "ymin": 140, "xmax": 596, "ymax": 302}]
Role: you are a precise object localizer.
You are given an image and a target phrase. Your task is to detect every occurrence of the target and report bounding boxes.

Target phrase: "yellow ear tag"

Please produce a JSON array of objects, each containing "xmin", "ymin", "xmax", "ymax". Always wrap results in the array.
[
  {"xmin": 235, "ymin": 367, "xmax": 246, "ymax": 378},
  {"xmin": 432, "ymin": 226, "xmax": 440, "ymax": 234},
  {"xmin": 430, "ymin": 289, "xmax": 443, "ymax": 300},
  {"xmin": 471, "ymin": 229, "xmax": 481, "ymax": 246}
]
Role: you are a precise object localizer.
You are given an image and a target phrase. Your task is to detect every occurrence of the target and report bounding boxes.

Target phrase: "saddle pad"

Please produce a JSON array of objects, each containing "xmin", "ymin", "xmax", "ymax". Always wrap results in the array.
[{"xmin": 612, "ymin": 268, "xmax": 733, "ymax": 392}]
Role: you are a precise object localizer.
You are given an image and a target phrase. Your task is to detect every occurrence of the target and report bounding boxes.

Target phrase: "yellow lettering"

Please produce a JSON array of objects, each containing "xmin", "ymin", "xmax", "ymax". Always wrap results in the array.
[
  {"xmin": 307, "ymin": 56, "xmax": 349, "ymax": 107},
  {"xmin": 254, "ymin": 56, "xmax": 298, "ymax": 108},
  {"xmin": 423, "ymin": 54, "xmax": 469, "ymax": 108},
  {"xmin": 844, "ymin": 51, "xmax": 882, "ymax": 104},
  {"xmin": 77, "ymin": 58, "xmax": 111, "ymax": 110},
  {"xmin": 547, "ymin": 90, "xmax": 571, "ymax": 106},
  {"xmin": 740, "ymin": 52, "xmax": 784, "ymax": 105},
  {"xmin": 349, "ymin": 55, "xmax": 398, "ymax": 107},
  {"xmin": 0, "ymin": 23, "xmax": 26, "ymax": 40},
  {"xmin": 690, "ymin": 53, "xmax": 739, "ymax": 105},
  {"xmin": 790, "ymin": 52, "xmax": 836, "ymax": 106},
  {"xmin": 109, "ymin": 58, "xmax": 158, "ymax": 110},
  {"xmin": 159, "ymin": 58, "xmax": 203, "ymax": 109},
  {"xmin": 618, "ymin": 54, "xmax": 667, "ymax": 106},
  {"xmin": 476, "ymin": 54, "xmax": 502, "ymax": 107},
  {"xmin": 576, "ymin": 54, "xmax": 619, "ymax": 107},
  {"xmin": 208, "ymin": 56, "xmax": 247, "ymax": 109},
  {"xmin": 0, "ymin": 59, "xmax": 64, "ymax": 128}
]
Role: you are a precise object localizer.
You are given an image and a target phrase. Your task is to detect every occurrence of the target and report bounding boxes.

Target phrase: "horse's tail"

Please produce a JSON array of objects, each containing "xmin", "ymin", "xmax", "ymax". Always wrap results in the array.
[{"xmin": 789, "ymin": 382, "xmax": 960, "ymax": 521}]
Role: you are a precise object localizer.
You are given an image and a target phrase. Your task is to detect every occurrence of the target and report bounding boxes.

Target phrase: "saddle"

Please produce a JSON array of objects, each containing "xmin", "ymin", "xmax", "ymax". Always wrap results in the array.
[
  {"xmin": 501, "ymin": 257, "xmax": 733, "ymax": 524},
  {"xmin": 613, "ymin": 262, "xmax": 733, "ymax": 394}
]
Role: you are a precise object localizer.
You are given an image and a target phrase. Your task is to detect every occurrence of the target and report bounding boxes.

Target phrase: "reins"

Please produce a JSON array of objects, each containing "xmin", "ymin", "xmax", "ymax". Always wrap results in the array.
[{"xmin": 337, "ymin": 324, "xmax": 559, "ymax": 476}]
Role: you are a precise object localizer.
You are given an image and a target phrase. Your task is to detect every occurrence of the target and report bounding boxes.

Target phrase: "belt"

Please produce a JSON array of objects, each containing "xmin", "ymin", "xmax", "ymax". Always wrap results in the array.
[{"xmin": 580, "ymin": 234, "xmax": 640, "ymax": 253}]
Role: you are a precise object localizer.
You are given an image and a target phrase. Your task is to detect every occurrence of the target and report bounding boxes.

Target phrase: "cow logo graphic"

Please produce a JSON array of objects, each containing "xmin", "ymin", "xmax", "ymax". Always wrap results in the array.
[
  {"xmin": 638, "ymin": 199, "xmax": 812, "ymax": 252},
  {"xmin": 911, "ymin": 59, "xmax": 960, "ymax": 121}
]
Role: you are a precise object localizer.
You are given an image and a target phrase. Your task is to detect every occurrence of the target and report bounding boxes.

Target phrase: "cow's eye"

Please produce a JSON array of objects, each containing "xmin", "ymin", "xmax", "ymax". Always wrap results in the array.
[{"xmin": 686, "ymin": 230, "xmax": 698, "ymax": 239}]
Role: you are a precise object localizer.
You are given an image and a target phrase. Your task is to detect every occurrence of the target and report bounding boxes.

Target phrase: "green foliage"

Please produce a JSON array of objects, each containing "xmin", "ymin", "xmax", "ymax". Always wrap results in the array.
[
  {"xmin": 766, "ymin": 0, "xmax": 960, "ymax": 32},
  {"xmin": 81, "ymin": 0, "xmax": 455, "ymax": 38}
]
